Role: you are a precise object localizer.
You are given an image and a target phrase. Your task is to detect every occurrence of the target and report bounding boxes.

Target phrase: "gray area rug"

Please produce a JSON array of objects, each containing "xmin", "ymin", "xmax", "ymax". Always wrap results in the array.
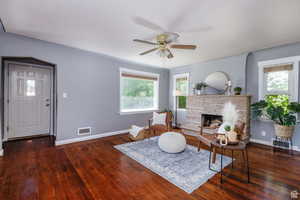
[{"xmin": 114, "ymin": 136, "xmax": 232, "ymax": 193}]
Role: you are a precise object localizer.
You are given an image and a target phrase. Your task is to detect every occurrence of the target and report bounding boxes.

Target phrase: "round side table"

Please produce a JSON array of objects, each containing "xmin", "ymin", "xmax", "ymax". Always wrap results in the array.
[{"xmin": 208, "ymin": 140, "xmax": 250, "ymax": 184}]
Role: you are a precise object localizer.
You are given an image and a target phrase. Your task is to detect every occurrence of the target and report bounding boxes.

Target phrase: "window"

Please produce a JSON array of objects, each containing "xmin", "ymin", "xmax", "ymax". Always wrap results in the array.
[
  {"xmin": 258, "ymin": 57, "xmax": 299, "ymax": 102},
  {"xmin": 173, "ymin": 73, "xmax": 189, "ymax": 109},
  {"xmin": 120, "ymin": 68, "xmax": 159, "ymax": 113},
  {"xmin": 26, "ymin": 80, "xmax": 36, "ymax": 96}
]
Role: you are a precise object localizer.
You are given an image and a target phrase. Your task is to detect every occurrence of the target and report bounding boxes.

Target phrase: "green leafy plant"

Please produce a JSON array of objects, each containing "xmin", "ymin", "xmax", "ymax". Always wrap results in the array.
[
  {"xmin": 234, "ymin": 87, "xmax": 242, "ymax": 95},
  {"xmin": 224, "ymin": 125, "xmax": 231, "ymax": 132},
  {"xmin": 251, "ymin": 95, "xmax": 300, "ymax": 126},
  {"xmin": 195, "ymin": 82, "xmax": 207, "ymax": 90}
]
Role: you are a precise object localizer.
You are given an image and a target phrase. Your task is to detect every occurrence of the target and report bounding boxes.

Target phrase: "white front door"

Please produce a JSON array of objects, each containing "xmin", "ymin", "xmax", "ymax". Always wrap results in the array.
[{"xmin": 8, "ymin": 64, "xmax": 52, "ymax": 139}]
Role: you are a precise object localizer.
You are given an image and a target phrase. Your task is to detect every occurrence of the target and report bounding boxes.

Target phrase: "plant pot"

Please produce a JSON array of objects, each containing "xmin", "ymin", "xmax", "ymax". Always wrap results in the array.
[
  {"xmin": 234, "ymin": 92, "xmax": 241, "ymax": 95},
  {"xmin": 274, "ymin": 124, "xmax": 295, "ymax": 138},
  {"xmin": 196, "ymin": 90, "xmax": 201, "ymax": 95}
]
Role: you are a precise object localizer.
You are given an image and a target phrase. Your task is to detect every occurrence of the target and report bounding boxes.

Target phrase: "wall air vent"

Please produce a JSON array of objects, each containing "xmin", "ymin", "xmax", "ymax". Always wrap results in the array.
[
  {"xmin": 272, "ymin": 137, "xmax": 291, "ymax": 149},
  {"xmin": 77, "ymin": 127, "xmax": 91, "ymax": 136}
]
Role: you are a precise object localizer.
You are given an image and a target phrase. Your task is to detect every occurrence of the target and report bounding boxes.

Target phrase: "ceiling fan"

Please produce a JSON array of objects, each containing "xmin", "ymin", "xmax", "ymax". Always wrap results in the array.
[{"xmin": 133, "ymin": 32, "xmax": 197, "ymax": 59}]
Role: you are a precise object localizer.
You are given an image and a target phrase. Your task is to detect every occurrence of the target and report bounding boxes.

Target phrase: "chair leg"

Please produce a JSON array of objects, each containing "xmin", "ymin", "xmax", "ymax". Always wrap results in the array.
[
  {"xmin": 212, "ymin": 147, "xmax": 217, "ymax": 164},
  {"xmin": 290, "ymin": 138, "xmax": 294, "ymax": 155},
  {"xmin": 231, "ymin": 150, "xmax": 234, "ymax": 169},
  {"xmin": 151, "ymin": 129, "xmax": 155, "ymax": 137},
  {"xmin": 208, "ymin": 146, "xmax": 218, "ymax": 172},
  {"xmin": 242, "ymin": 149, "xmax": 246, "ymax": 163},
  {"xmin": 245, "ymin": 148, "xmax": 250, "ymax": 183},
  {"xmin": 220, "ymin": 148, "xmax": 224, "ymax": 184},
  {"xmin": 197, "ymin": 141, "xmax": 201, "ymax": 152}
]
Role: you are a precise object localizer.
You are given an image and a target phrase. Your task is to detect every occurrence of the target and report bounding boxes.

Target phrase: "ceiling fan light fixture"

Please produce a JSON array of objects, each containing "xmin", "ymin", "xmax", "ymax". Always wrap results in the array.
[
  {"xmin": 157, "ymin": 49, "xmax": 166, "ymax": 57},
  {"xmin": 134, "ymin": 32, "xmax": 196, "ymax": 58}
]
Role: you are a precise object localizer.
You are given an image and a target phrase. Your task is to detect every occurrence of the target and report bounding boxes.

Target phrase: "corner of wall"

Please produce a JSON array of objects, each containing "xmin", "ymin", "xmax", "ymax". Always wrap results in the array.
[
  {"xmin": 244, "ymin": 52, "xmax": 254, "ymax": 95},
  {"xmin": 0, "ymin": 18, "xmax": 6, "ymax": 33}
]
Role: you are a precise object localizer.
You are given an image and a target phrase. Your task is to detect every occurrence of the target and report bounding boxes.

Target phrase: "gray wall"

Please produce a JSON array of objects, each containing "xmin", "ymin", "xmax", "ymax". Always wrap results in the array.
[
  {"xmin": 1, "ymin": 25, "xmax": 300, "ymax": 149},
  {"xmin": 0, "ymin": 32, "xmax": 169, "ymax": 141},
  {"xmin": 169, "ymin": 42, "xmax": 300, "ymax": 149},
  {"xmin": 246, "ymin": 43, "xmax": 300, "ymax": 147},
  {"xmin": 0, "ymin": 21, "xmax": 3, "ymax": 152},
  {"xmin": 169, "ymin": 54, "xmax": 248, "ymax": 124}
]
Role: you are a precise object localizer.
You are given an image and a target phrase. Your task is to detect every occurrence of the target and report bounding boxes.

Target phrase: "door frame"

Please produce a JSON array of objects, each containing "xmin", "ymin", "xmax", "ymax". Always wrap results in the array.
[{"xmin": 1, "ymin": 57, "xmax": 57, "ymax": 142}]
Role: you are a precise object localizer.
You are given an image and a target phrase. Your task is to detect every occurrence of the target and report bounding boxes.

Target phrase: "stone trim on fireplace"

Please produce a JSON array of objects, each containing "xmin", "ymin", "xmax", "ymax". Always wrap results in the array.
[{"xmin": 181, "ymin": 95, "xmax": 251, "ymax": 140}]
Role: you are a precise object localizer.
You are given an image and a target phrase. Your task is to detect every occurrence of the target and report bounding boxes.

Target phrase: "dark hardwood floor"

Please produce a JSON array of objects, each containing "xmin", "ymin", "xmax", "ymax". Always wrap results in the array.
[{"xmin": 0, "ymin": 134, "xmax": 299, "ymax": 200}]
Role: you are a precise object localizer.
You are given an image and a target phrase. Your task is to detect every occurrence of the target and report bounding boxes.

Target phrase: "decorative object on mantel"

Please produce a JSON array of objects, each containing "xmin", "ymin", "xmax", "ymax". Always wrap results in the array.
[
  {"xmin": 234, "ymin": 87, "xmax": 242, "ymax": 95},
  {"xmin": 194, "ymin": 82, "xmax": 207, "ymax": 95},
  {"xmin": 204, "ymin": 71, "xmax": 230, "ymax": 94},
  {"xmin": 225, "ymin": 80, "xmax": 232, "ymax": 96},
  {"xmin": 251, "ymin": 95, "xmax": 300, "ymax": 154}
]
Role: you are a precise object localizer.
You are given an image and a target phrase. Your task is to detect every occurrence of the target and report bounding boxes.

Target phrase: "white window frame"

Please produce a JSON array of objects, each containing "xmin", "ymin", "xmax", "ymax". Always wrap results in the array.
[
  {"xmin": 258, "ymin": 56, "xmax": 299, "ymax": 102},
  {"xmin": 119, "ymin": 68, "xmax": 160, "ymax": 115},
  {"xmin": 173, "ymin": 73, "xmax": 189, "ymax": 111}
]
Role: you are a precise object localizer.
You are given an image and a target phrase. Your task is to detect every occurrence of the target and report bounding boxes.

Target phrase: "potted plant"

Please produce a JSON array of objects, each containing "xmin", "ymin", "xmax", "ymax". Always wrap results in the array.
[
  {"xmin": 251, "ymin": 95, "xmax": 300, "ymax": 138},
  {"xmin": 234, "ymin": 87, "xmax": 242, "ymax": 95},
  {"xmin": 224, "ymin": 125, "xmax": 238, "ymax": 143},
  {"xmin": 224, "ymin": 125, "xmax": 231, "ymax": 132},
  {"xmin": 195, "ymin": 82, "xmax": 207, "ymax": 95}
]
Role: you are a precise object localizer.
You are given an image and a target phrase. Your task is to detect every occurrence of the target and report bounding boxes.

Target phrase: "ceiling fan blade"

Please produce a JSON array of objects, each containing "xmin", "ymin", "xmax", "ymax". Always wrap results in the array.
[
  {"xmin": 176, "ymin": 25, "xmax": 213, "ymax": 33},
  {"xmin": 133, "ymin": 39, "xmax": 157, "ymax": 45},
  {"xmin": 133, "ymin": 17, "xmax": 165, "ymax": 32},
  {"xmin": 166, "ymin": 49, "xmax": 174, "ymax": 59},
  {"xmin": 140, "ymin": 47, "xmax": 159, "ymax": 55},
  {"xmin": 170, "ymin": 44, "xmax": 197, "ymax": 49}
]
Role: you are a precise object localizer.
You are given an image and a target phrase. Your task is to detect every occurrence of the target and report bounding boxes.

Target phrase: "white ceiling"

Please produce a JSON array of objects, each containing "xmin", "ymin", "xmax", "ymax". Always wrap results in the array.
[{"xmin": 1, "ymin": 0, "xmax": 300, "ymax": 68}]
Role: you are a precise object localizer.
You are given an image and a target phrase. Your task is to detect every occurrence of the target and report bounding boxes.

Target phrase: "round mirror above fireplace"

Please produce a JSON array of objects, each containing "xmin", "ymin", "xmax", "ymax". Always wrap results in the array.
[{"xmin": 205, "ymin": 71, "xmax": 230, "ymax": 91}]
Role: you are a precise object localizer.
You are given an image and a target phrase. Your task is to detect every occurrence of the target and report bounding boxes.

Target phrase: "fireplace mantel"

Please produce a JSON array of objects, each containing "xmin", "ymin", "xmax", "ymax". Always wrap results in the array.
[{"xmin": 181, "ymin": 95, "xmax": 251, "ymax": 140}]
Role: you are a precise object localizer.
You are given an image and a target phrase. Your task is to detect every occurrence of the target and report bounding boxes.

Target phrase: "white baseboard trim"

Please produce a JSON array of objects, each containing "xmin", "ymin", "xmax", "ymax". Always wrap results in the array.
[
  {"xmin": 250, "ymin": 138, "xmax": 300, "ymax": 152},
  {"xmin": 0, "ymin": 149, "xmax": 3, "ymax": 156},
  {"xmin": 55, "ymin": 129, "xmax": 130, "ymax": 146}
]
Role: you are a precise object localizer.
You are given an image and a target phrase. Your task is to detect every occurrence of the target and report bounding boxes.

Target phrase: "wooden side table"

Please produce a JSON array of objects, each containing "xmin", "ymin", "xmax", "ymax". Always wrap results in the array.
[
  {"xmin": 181, "ymin": 127, "xmax": 250, "ymax": 184},
  {"xmin": 209, "ymin": 140, "xmax": 250, "ymax": 184}
]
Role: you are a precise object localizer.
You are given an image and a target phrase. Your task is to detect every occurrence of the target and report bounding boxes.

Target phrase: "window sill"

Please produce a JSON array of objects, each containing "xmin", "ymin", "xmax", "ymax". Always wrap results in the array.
[{"xmin": 119, "ymin": 109, "xmax": 159, "ymax": 115}]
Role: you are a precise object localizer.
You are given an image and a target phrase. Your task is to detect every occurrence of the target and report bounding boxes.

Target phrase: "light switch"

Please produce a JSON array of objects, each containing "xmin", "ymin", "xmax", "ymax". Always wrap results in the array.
[{"xmin": 63, "ymin": 92, "xmax": 68, "ymax": 98}]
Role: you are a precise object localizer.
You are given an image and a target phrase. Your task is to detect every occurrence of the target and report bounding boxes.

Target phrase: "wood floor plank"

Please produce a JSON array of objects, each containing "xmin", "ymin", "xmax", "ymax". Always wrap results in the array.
[{"xmin": 0, "ymin": 134, "xmax": 299, "ymax": 200}]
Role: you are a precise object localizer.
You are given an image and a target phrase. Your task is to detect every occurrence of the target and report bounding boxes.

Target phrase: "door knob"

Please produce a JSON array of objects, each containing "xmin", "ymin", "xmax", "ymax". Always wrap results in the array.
[{"xmin": 46, "ymin": 104, "xmax": 50, "ymax": 107}]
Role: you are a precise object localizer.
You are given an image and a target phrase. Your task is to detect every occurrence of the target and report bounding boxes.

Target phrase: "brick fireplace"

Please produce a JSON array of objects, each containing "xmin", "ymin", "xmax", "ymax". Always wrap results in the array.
[{"xmin": 181, "ymin": 95, "xmax": 251, "ymax": 140}]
